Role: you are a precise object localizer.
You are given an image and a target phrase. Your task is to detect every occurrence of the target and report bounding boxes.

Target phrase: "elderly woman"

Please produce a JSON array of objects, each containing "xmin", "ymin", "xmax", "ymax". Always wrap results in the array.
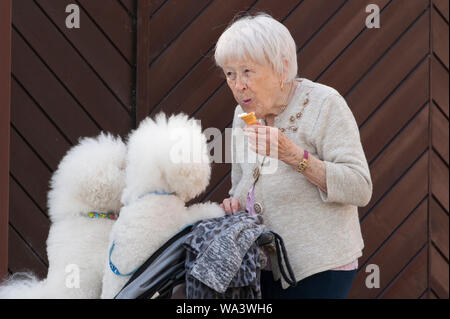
[{"xmin": 215, "ymin": 13, "xmax": 373, "ymax": 299}]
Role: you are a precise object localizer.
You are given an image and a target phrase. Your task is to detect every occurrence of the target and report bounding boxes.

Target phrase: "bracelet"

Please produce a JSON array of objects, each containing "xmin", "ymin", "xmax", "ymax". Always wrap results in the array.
[{"xmin": 296, "ymin": 150, "xmax": 309, "ymax": 174}]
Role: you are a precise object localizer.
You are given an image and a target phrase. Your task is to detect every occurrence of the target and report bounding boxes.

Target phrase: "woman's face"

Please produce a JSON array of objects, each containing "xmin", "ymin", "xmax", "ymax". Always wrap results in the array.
[{"xmin": 222, "ymin": 59, "xmax": 283, "ymax": 119}]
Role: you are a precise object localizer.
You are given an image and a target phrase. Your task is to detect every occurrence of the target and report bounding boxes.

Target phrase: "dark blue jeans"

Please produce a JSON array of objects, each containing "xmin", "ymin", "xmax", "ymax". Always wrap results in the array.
[{"xmin": 261, "ymin": 269, "xmax": 357, "ymax": 299}]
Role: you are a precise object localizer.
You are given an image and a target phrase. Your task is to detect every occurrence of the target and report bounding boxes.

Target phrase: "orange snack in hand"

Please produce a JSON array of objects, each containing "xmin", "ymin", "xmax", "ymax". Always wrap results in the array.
[{"xmin": 238, "ymin": 112, "xmax": 259, "ymax": 125}]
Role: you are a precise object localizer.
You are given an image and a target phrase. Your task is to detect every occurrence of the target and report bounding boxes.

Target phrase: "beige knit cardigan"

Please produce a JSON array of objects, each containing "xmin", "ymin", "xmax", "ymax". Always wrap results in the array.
[{"xmin": 228, "ymin": 78, "xmax": 373, "ymax": 288}]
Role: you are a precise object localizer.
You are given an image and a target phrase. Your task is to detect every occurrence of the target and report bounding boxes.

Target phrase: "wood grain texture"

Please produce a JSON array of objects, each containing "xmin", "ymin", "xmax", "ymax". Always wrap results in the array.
[
  {"xmin": 380, "ymin": 246, "xmax": 428, "ymax": 299},
  {"xmin": 142, "ymin": 0, "xmax": 448, "ymax": 299},
  {"xmin": 429, "ymin": 0, "xmax": 449, "ymax": 299},
  {"xmin": 350, "ymin": 199, "xmax": 427, "ymax": 298},
  {"xmin": 359, "ymin": 106, "xmax": 429, "ymax": 219},
  {"xmin": 430, "ymin": 245, "xmax": 449, "ymax": 298},
  {"xmin": 431, "ymin": 150, "xmax": 449, "ymax": 212},
  {"xmin": 12, "ymin": 0, "xmax": 132, "ymax": 136},
  {"xmin": 9, "ymin": 178, "xmax": 50, "ymax": 264},
  {"xmin": 7, "ymin": 0, "xmax": 135, "ymax": 280},
  {"xmin": 430, "ymin": 197, "xmax": 449, "ymax": 260},
  {"xmin": 6, "ymin": 0, "xmax": 449, "ymax": 298},
  {"xmin": 0, "ymin": 0, "xmax": 11, "ymax": 279},
  {"xmin": 8, "ymin": 225, "xmax": 48, "ymax": 279}
]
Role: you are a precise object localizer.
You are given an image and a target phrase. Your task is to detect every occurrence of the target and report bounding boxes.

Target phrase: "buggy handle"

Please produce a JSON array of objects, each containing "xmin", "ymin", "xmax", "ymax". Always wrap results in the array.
[{"xmin": 256, "ymin": 231, "xmax": 297, "ymax": 287}]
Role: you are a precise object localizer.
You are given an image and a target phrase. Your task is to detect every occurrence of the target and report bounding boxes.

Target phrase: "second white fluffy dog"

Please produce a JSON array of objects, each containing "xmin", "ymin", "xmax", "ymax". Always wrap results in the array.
[{"xmin": 101, "ymin": 113, "xmax": 224, "ymax": 298}]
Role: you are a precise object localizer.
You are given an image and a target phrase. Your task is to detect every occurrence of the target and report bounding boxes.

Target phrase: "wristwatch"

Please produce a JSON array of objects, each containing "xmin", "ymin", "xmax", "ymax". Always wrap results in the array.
[{"xmin": 297, "ymin": 150, "xmax": 309, "ymax": 174}]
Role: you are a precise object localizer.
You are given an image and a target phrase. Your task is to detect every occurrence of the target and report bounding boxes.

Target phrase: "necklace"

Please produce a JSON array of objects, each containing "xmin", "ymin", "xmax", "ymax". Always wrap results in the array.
[{"xmin": 278, "ymin": 80, "xmax": 310, "ymax": 133}]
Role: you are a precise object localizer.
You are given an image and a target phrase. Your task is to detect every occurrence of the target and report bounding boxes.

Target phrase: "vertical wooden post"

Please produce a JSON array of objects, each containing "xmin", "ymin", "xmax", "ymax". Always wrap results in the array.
[
  {"xmin": 136, "ymin": 0, "xmax": 151, "ymax": 125},
  {"xmin": 0, "ymin": 0, "xmax": 12, "ymax": 279}
]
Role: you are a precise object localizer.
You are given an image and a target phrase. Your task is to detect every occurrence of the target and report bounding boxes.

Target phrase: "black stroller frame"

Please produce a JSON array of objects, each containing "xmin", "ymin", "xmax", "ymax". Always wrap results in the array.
[{"xmin": 114, "ymin": 222, "xmax": 296, "ymax": 299}]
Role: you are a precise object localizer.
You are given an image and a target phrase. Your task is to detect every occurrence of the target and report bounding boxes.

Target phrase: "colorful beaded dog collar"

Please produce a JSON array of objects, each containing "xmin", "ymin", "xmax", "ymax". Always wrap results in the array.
[{"xmin": 86, "ymin": 211, "xmax": 118, "ymax": 220}]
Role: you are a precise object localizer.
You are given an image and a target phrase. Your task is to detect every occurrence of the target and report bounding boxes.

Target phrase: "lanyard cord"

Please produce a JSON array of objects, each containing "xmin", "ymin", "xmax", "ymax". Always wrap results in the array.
[{"xmin": 253, "ymin": 155, "xmax": 266, "ymax": 186}]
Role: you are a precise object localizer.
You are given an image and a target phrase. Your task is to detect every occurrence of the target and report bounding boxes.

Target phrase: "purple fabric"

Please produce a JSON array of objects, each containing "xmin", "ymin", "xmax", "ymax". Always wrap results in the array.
[
  {"xmin": 246, "ymin": 184, "xmax": 272, "ymax": 270},
  {"xmin": 246, "ymin": 184, "xmax": 256, "ymax": 216}
]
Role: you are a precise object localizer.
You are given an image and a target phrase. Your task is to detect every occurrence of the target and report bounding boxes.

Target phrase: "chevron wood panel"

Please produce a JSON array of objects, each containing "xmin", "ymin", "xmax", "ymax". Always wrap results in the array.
[
  {"xmin": 359, "ymin": 152, "xmax": 428, "ymax": 267},
  {"xmin": 381, "ymin": 247, "xmax": 428, "ymax": 299},
  {"xmin": 8, "ymin": 0, "xmax": 136, "ymax": 277},
  {"xmin": 8, "ymin": 225, "xmax": 48, "ymax": 279},
  {"xmin": 4, "ymin": 0, "xmax": 448, "ymax": 299},
  {"xmin": 353, "ymin": 199, "xmax": 428, "ymax": 299},
  {"xmin": 12, "ymin": 0, "xmax": 133, "ymax": 135},
  {"xmin": 431, "ymin": 198, "xmax": 449, "ymax": 259},
  {"xmin": 9, "ymin": 177, "xmax": 50, "ymax": 265},
  {"xmin": 430, "ymin": 0, "xmax": 449, "ymax": 299},
  {"xmin": 0, "ymin": 0, "xmax": 11, "ymax": 279},
  {"xmin": 77, "ymin": 0, "xmax": 136, "ymax": 65},
  {"xmin": 137, "ymin": 0, "xmax": 449, "ymax": 299}
]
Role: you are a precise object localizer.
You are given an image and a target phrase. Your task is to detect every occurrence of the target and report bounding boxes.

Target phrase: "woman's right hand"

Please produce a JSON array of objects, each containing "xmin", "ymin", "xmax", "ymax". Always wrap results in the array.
[{"xmin": 220, "ymin": 197, "xmax": 241, "ymax": 214}]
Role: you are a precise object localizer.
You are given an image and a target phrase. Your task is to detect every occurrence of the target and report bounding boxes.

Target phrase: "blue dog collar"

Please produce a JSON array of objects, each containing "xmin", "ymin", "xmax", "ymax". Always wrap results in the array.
[{"xmin": 138, "ymin": 190, "xmax": 174, "ymax": 200}]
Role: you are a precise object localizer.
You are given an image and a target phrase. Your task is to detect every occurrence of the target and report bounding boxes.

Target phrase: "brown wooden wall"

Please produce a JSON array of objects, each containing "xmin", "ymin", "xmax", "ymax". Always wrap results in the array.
[
  {"xmin": 0, "ymin": 0, "xmax": 12, "ymax": 279},
  {"xmin": 7, "ymin": 0, "xmax": 136, "ymax": 278},
  {"xmin": 429, "ymin": 0, "xmax": 449, "ymax": 299},
  {"xmin": 138, "ymin": 0, "xmax": 449, "ymax": 299},
  {"xmin": 3, "ymin": 0, "xmax": 448, "ymax": 299}
]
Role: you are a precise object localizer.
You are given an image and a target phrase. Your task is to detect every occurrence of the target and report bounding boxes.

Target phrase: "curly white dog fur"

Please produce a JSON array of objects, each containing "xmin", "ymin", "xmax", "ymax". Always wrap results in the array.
[
  {"xmin": 101, "ymin": 113, "xmax": 224, "ymax": 299},
  {"xmin": 0, "ymin": 133, "xmax": 127, "ymax": 298}
]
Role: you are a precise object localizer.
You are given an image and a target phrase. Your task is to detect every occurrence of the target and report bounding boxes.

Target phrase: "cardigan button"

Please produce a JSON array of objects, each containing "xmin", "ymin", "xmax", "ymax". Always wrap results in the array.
[{"xmin": 254, "ymin": 202, "xmax": 263, "ymax": 214}]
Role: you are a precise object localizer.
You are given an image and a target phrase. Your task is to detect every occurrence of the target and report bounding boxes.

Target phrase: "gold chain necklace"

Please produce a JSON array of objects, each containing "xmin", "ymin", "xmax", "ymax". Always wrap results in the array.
[{"xmin": 278, "ymin": 81, "xmax": 310, "ymax": 133}]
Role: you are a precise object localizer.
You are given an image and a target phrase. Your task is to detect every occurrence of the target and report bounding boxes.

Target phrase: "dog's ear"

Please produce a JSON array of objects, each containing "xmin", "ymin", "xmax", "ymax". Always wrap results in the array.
[{"xmin": 162, "ymin": 113, "xmax": 212, "ymax": 202}]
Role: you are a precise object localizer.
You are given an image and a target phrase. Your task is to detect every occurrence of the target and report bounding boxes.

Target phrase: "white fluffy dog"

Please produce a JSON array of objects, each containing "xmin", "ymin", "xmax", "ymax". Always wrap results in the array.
[
  {"xmin": 101, "ymin": 113, "xmax": 224, "ymax": 298},
  {"xmin": 0, "ymin": 133, "xmax": 127, "ymax": 298}
]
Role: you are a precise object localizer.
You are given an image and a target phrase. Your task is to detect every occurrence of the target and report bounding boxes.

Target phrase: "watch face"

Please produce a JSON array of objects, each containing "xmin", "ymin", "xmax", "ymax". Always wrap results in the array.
[{"xmin": 298, "ymin": 160, "xmax": 308, "ymax": 173}]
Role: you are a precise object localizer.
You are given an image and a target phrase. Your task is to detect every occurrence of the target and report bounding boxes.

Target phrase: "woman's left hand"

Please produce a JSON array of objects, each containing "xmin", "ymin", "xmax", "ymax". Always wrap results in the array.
[{"xmin": 244, "ymin": 124, "xmax": 300, "ymax": 162}]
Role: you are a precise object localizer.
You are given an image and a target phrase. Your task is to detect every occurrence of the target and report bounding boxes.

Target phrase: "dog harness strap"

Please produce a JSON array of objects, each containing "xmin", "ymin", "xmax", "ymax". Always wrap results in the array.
[
  {"xmin": 110, "ymin": 191, "xmax": 176, "ymax": 276},
  {"xmin": 109, "ymin": 242, "xmax": 140, "ymax": 276}
]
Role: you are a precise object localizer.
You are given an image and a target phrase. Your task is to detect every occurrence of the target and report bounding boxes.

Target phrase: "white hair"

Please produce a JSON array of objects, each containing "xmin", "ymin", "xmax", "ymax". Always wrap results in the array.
[{"xmin": 214, "ymin": 13, "xmax": 298, "ymax": 83}]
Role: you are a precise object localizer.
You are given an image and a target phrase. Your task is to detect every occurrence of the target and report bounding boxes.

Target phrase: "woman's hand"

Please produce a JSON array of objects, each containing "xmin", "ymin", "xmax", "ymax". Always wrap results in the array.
[
  {"xmin": 220, "ymin": 197, "xmax": 241, "ymax": 214},
  {"xmin": 243, "ymin": 124, "xmax": 300, "ymax": 162},
  {"xmin": 244, "ymin": 124, "xmax": 328, "ymax": 194}
]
